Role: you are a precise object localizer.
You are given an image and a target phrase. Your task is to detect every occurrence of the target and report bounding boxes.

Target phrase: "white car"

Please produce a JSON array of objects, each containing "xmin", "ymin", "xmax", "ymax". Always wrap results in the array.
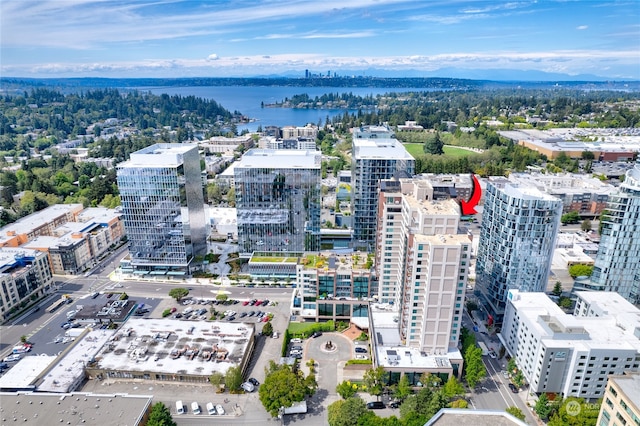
[
  {"xmin": 355, "ymin": 354, "xmax": 369, "ymax": 360},
  {"xmin": 4, "ymin": 354, "xmax": 21, "ymax": 362},
  {"xmin": 489, "ymin": 351, "xmax": 497, "ymax": 359},
  {"xmin": 289, "ymin": 349, "xmax": 303, "ymax": 356},
  {"xmin": 291, "ymin": 338, "xmax": 303, "ymax": 343},
  {"xmin": 216, "ymin": 404, "xmax": 225, "ymax": 415}
]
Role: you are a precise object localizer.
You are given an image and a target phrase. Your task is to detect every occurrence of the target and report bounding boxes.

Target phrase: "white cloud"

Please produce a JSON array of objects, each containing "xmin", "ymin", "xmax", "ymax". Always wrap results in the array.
[
  {"xmin": 577, "ymin": 25, "xmax": 588, "ymax": 30},
  {"xmin": 207, "ymin": 54, "xmax": 219, "ymax": 61}
]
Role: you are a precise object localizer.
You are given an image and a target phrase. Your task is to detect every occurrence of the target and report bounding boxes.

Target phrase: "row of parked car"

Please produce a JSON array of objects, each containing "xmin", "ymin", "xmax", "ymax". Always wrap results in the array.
[{"xmin": 177, "ymin": 400, "xmax": 225, "ymax": 416}]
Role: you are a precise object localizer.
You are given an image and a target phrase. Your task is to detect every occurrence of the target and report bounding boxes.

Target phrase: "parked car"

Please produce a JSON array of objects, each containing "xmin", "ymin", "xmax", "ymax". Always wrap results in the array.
[
  {"xmin": 241, "ymin": 382, "xmax": 255, "ymax": 392},
  {"xmin": 206, "ymin": 402, "xmax": 216, "ymax": 415},
  {"xmin": 291, "ymin": 338, "xmax": 303, "ymax": 343},
  {"xmin": 216, "ymin": 404, "xmax": 225, "ymax": 415},
  {"xmin": 248, "ymin": 377, "xmax": 260, "ymax": 386},
  {"xmin": 355, "ymin": 347, "xmax": 368, "ymax": 354},
  {"xmin": 289, "ymin": 349, "xmax": 303, "ymax": 356},
  {"xmin": 291, "ymin": 346, "xmax": 302, "ymax": 351},
  {"xmin": 239, "ymin": 312, "xmax": 247, "ymax": 318},
  {"xmin": 311, "ymin": 331, "xmax": 322, "ymax": 338},
  {"xmin": 389, "ymin": 401, "xmax": 400, "ymax": 409},
  {"xmin": 489, "ymin": 351, "xmax": 497, "ymax": 359},
  {"xmin": 367, "ymin": 401, "xmax": 385, "ymax": 409},
  {"xmin": 355, "ymin": 354, "xmax": 368, "ymax": 360},
  {"xmin": 3, "ymin": 354, "xmax": 21, "ymax": 362},
  {"xmin": 508, "ymin": 383, "xmax": 519, "ymax": 393}
]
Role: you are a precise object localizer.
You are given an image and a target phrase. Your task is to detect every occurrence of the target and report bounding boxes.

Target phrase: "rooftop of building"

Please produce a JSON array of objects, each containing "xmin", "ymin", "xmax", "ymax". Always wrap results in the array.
[
  {"xmin": 404, "ymin": 196, "xmax": 461, "ymax": 217},
  {"xmin": 369, "ymin": 303, "xmax": 462, "ymax": 369},
  {"xmin": 94, "ymin": 318, "xmax": 254, "ymax": 377},
  {"xmin": 300, "ymin": 252, "xmax": 373, "ymax": 271},
  {"xmin": 607, "ymin": 373, "xmax": 640, "ymax": 410},
  {"xmin": 506, "ymin": 290, "xmax": 640, "ymax": 352},
  {"xmin": 0, "ymin": 204, "xmax": 83, "ymax": 243},
  {"xmin": 23, "ymin": 235, "xmax": 80, "ymax": 251},
  {"xmin": 38, "ymin": 328, "xmax": 116, "ymax": 393},
  {"xmin": 426, "ymin": 409, "xmax": 529, "ymax": 426},
  {"xmin": 234, "ymin": 149, "xmax": 321, "ymax": 169},
  {"xmin": 352, "ymin": 138, "xmax": 414, "ymax": 161},
  {"xmin": 0, "ymin": 247, "xmax": 44, "ymax": 273},
  {"xmin": 493, "ymin": 181, "xmax": 563, "ymax": 202},
  {"xmin": 574, "ymin": 291, "xmax": 640, "ymax": 315},
  {"xmin": 498, "ymin": 128, "xmax": 640, "ymax": 152},
  {"xmin": 0, "ymin": 355, "xmax": 56, "ymax": 391},
  {"xmin": 76, "ymin": 207, "xmax": 121, "ymax": 225},
  {"xmin": 0, "ymin": 392, "xmax": 152, "ymax": 426},
  {"xmin": 508, "ymin": 172, "xmax": 614, "ymax": 194},
  {"xmin": 119, "ymin": 143, "xmax": 198, "ymax": 168}
]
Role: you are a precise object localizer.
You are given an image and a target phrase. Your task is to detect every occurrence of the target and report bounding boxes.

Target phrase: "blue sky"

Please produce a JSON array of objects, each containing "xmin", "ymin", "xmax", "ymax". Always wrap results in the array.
[{"xmin": 1, "ymin": 0, "xmax": 639, "ymax": 79}]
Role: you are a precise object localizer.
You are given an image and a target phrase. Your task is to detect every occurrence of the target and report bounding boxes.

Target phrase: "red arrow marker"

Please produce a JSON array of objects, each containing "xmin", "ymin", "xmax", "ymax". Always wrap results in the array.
[{"xmin": 460, "ymin": 174, "xmax": 481, "ymax": 215}]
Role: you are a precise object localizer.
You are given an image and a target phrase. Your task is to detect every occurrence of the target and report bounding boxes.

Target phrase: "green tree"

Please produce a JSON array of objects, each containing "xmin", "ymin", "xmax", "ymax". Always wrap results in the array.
[
  {"xmin": 424, "ymin": 132, "xmax": 444, "ymax": 155},
  {"xmin": 464, "ymin": 346, "xmax": 486, "ymax": 388},
  {"xmin": 535, "ymin": 392, "xmax": 552, "ymax": 420},
  {"xmin": 209, "ymin": 372, "xmax": 224, "ymax": 389},
  {"xmin": 336, "ymin": 380, "xmax": 358, "ymax": 399},
  {"xmin": 168, "ymin": 287, "xmax": 189, "ymax": 302},
  {"xmin": 513, "ymin": 370, "xmax": 525, "ymax": 388},
  {"xmin": 419, "ymin": 372, "xmax": 443, "ymax": 390},
  {"xmin": 225, "ymin": 365, "xmax": 243, "ymax": 392},
  {"xmin": 394, "ymin": 374, "xmax": 412, "ymax": 401},
  {"xmin": 328, "ymin": 396, "xmax": 369, "ymax": 426},
  {"xmin": 552, "ymin": 281, "xmax": 563, "ymax": 297},
  {"xmin": 581, "ymin": 219, "xmax": 592, "ymax": 231},
  {"xmin": 262, "ymin": 321, "xmax": 273, "ymax": 336},
  {"xmin": 147, "ymin": 402, "xmax": 177, "ymax": 426},
  {"xmin": 505, "ymin": 406, "xmax": 526, "ymax": 421},
  {"xmin": 568, "ymin": 264, "xmax": 594, "ymax": 278},
  {"xmin": 362, "ymin": 366, "xmax": 386, "ymax": 399},
  {"xmin": 399, "ymin": 386, "xmax": 432, "ymax": 421},
  {"xmin": 442, "ymin": 376, "xmax": 465, "ymax": 399},
  {"xmin": 558, "ymin": 296, "xmax": 573, "ymax": 309},
  {"xmin": 449, "ymin": 399, "xmax": 468, "ymax": 408},
  {"xmin": 561, "ymin": 211, "xmax": 581, "ymax": 224},
  {"xmin": 215, "ymin": 293, "xmax": 228, "ymax": 301},
  {"xmin": 259, "ymin": 361, "xmax": 315, "ymax": 417}
]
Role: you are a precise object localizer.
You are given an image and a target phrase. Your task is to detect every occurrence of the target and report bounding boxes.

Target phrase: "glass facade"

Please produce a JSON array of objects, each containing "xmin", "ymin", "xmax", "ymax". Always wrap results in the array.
[
  {"xmin": 590, "ymin": 161, "xmax": 640, "ymax": 304},
  {"xmin": 235, "ymin": 149, "xmax": 321, "ymax": 254},
  {"xmin": 117, "ymin": 144, "xmax": 207, "ymax": 273},
  {"xmin": 476, "ymin": 182, "xmax": 563, "ymax": 321}
]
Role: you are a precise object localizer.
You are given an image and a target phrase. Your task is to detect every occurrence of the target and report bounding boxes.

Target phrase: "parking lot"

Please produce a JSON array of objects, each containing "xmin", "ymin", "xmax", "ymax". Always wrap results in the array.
[{"xmin": 78, "ymin": 288, "xmax": 294, "ymax": 423}]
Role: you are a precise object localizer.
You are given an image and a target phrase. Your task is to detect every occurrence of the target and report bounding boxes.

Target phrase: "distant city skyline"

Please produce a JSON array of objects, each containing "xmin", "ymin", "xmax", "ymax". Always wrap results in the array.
[{"xmin": 1, "ymin": 0, "xmax": 639, "ymax": 80}]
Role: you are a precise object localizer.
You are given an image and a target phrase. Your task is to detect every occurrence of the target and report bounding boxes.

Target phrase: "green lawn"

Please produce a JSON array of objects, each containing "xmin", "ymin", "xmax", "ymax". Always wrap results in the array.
[
  {"xmin": 287, "ymin": 322, "xmax": 319, "ymax": 336},
  {"xmin": 403, "ymin": 143, "xmax": 478, "ymax": 158}
]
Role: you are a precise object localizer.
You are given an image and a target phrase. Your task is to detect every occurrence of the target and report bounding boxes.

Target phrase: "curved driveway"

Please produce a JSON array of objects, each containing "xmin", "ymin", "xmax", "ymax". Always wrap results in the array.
[{"xmin": 298, "ymin": 332, "xmax": 353, "ymax": 425}]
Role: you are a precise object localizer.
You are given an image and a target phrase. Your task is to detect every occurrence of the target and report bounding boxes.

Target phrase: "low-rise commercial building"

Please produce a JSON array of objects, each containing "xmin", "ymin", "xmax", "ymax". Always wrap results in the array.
[
  {"xmin": 500, "ymin": 290, "xmax": 640, "ymax": 400},
  {"xmin": 0, "ymin": 392, "xmax": 153, "ymax": 426},
  {"xmin": 88, "ymin": 318, "xmax": 255, "ymax": 384}
]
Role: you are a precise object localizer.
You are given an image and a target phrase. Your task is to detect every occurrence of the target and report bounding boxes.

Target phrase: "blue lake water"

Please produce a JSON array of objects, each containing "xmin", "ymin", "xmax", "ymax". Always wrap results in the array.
[{"xmin": 142, "ymin": 86, "xmax": 427, "ymax": 132}]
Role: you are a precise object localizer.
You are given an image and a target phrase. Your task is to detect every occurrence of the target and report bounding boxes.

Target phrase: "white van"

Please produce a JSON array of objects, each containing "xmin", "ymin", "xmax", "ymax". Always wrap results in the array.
[
  {"xmin": 241, "ymin": 381, "xmax": 255, "ymax": 392},
  {"xmin": 191, "ymin": 401, "xmax": 201, "ymax": 415},
  {"xmin": 183, "ymin": 307, "xmax": 194, "ymax": 315},
  {"xmin": 176, "ymin": 400, "xmax": 185, "ymax": 414},
  {"xmin": 206, "ymin": 402, "xmax": 216, "ymax": 415}
]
